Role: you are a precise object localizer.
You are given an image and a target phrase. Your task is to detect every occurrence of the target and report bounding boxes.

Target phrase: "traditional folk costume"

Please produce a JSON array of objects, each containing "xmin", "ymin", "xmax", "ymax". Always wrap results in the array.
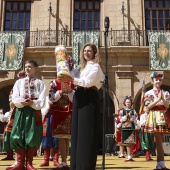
[
  {"xmin": 9, "ymin": 76, "xmax": 46, "ymax": 170},
  {"xmin": 144, "ymin": 72, "xmax": 170, "ymax": 170},
  {"xmin": 40, "ymin": 111, "xmax": 59, "ymax": 167},
  {"xmin": 0, "ymin": 108, "xmax": 15, "ymax": 160},
  {"xmin": 117, "ymin": 98, "xmax": 140, "ymax": 161},
  {"xmin": 140, "ymin": 111, "xmax": 155, "ymax": 161},
  {"xmin": 118, "ymin": 108, "xmax": 139, "ymax": 146},
  {"xmin": 70, "ymin": 60, "xmax": 104, "ymax": 170},
  {"xmin": 144, "ymin": 89, "xmax": 170, "ymax": 133},
  {"xmin": 49, "ymin": 79, "xmax": 74, "ymax": 168}
]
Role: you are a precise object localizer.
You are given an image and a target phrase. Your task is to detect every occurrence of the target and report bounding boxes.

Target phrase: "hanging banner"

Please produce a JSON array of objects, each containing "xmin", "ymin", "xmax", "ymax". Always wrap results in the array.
[
  {"xmin": 0, "ymin": 31, "xmax": 26, "ymax": 70},
  {"xmin": 148, "ymin": 31, "xmax": 170, "ymax": 70},
  {"xmin": 72, "ymin": 31, "xmax": 100, "ymax": 68}
]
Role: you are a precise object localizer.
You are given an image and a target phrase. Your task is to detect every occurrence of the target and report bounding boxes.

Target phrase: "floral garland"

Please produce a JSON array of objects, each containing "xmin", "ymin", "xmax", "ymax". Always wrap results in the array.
[
  {"xmin": 123, "ymin": 96, "xmax": 134, "ymax": 106},
  {"xmin": 150, "ymin": 72, "xmax": 163, "ymax": 79}
]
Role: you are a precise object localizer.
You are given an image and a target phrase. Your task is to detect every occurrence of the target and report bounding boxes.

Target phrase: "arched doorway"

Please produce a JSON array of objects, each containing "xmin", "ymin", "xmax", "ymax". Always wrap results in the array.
[{"xmin": 0, "ymin": 85, "xmax": 13, "ymax": 134}]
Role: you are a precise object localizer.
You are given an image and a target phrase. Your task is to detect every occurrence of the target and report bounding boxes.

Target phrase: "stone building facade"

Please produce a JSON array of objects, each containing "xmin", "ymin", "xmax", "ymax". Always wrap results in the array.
[{"xmin": 0, "ymin": 0, "xmax": 170, "ymax": 142}]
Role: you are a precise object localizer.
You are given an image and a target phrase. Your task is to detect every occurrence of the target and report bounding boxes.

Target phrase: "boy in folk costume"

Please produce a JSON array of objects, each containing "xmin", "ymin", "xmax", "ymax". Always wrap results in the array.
[
  {"xmin": 139, "ymin": 103, "xmax": 155, "ymax": 161},
  {"xmin": 1, "ymin": 71, "xmax": 26, "ymax": 162},
  {"xmin": 144, "ymin": 72, "xmax": 170, "ymax": 170},
  {"xmin": 117, "ymin": 96, "xmax": 140, "ymax": 162},
  {"xmin": 7, "ymin": 60, "xmax": 46, "ymax": 170}
]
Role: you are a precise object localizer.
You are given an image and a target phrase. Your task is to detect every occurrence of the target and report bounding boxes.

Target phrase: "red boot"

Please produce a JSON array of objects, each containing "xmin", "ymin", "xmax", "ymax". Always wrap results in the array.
[
  {"xmin": 146, "ymin": 150, "xmax": 153, "ymax": 161},
  {"xmin": 2, "ymin": 151, "xmax": 15, "ymax": 160},
  {"xmin": 26, "ymin": 148, "xmax": 37, "ymax": 170},
  {"xmin": 53, "ymin": 148, "xmax": 60, "ymax": 166},
  {"xmin": 40, "ymin": 148, "xmax": 50, "ymax": 166},
  {"xmin": 6, "ymin": 148, "xmax": 25, "ymax": 170}
]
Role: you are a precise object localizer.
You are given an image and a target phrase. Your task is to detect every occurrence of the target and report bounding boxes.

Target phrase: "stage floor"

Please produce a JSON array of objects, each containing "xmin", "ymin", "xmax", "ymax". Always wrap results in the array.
[{"xmin": 0, "ymin": 154, "xmax": 170, "ymax": 170}]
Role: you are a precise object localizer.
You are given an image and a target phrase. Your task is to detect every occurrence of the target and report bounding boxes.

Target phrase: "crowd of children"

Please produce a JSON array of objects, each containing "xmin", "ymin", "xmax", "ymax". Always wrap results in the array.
[{"xmin": 115, "ymin": 72, "xmax": 170, "ymax": 170}]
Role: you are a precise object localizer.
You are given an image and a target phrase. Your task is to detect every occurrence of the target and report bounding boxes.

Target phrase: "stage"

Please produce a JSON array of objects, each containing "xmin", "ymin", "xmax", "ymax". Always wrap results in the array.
[{"xmin": 1, "ymin": 154, "xmax": 170, "ymax": 170}]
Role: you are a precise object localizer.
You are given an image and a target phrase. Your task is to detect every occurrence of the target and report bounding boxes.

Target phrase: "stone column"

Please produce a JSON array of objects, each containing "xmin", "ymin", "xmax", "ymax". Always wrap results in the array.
[{"xmin": 116, "ymin": 71, "xmax": 134, "ymax": 108}]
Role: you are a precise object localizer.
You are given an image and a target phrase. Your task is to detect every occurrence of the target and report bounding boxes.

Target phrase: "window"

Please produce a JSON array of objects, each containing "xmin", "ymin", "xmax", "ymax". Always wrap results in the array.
[
  {"xmin": 74, "ymin": 0, "xmax": 100, "ymax": 31},
  {"xmin": 4, "ymin": 1, "xmax": 31, "ymax": 31},
  {"xmin": 144, "ymin": 0, "xmax": 170, "ymax": 30}
]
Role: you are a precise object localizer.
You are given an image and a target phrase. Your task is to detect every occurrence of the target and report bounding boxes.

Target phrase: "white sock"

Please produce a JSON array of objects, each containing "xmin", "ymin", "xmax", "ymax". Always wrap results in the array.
[
  {"xmin": 9, "ymin": 161, "xmax": 17, "ymax": 167},
  {"xmin": 156, "ymin": 162, "xmax": 162, "ymax": 169},
  {"xmin": 119, "ymin": 154, "xmax": 124, "ymax": 157},
  {"xmin": 159, "ymin": 161, "xmax": 165, "ymax": 168},
  {"xmin": 127, "ymin": 155, "xmax": 132, "ymax": 160}
]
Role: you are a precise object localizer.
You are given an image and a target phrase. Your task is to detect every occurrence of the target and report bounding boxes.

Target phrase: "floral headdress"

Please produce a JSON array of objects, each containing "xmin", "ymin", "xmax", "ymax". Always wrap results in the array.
[
  {"xmin": 150, "ymin": 72, "xmax": 163, "ymax": 79},
  {"xmin": 123, "ymin": 96, "xmax": 134, "ymax": 106}
]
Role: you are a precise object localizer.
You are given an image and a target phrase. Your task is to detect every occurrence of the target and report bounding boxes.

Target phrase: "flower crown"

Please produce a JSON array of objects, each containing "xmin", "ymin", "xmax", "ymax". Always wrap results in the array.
[
  {"xmin": 150, "ymin": 72, "xmax": 163, "ymax": 79},
  {"xmin": 123, "ymin": 96, "xmax": 134, "ymax": 106}
]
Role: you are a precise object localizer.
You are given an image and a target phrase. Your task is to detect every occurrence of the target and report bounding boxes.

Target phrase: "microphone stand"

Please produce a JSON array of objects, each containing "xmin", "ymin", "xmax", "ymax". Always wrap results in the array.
[{"xmin": 102, "ymin": 28, "xmax": 109, "ymax": 170}]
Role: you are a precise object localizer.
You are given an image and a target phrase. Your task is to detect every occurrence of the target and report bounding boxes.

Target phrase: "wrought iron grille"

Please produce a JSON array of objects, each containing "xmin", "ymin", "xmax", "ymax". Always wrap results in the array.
[{"xmin": 24, "ymin": 30, "xmax": 149, "ymax": 47}]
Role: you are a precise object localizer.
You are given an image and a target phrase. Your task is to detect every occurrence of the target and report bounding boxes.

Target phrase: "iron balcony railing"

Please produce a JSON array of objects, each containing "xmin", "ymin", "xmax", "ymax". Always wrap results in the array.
[{"xmin": 25, "ymin": 29, "xmax": 150, "ymax": 47}]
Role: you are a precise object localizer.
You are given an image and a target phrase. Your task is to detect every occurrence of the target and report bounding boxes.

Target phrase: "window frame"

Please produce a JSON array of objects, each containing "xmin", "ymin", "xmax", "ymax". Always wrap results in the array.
[
  {"xmin": 73, "ymin": 0, "xmax": 100, "ymax": 31},
  {"xmin": 144, "ymin": 0, "xmax": 170, "ymax": 30},
  {"xmin": 4, "ymin": 1, "xmax": 31, "ymax": 31}
]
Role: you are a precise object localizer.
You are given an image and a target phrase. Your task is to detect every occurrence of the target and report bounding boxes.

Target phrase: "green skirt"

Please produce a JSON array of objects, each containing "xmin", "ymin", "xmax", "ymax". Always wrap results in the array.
[{"xmin": 10, "ymin": 106, "xmax": 43, "ymax": 150}]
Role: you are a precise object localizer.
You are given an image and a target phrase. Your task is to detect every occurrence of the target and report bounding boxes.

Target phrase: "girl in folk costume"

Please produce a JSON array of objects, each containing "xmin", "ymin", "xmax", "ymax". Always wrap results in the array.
[
  {"xmin": 49, "ymin": 45, "xmax": 76, "ymax": 169},
  {"xmin": 40, "ymin": 95, "xmax": 60, "ymax": 167},
  {"xmin": 7, "ymin": 60, "xmax": 47, "ymax": 170},
  {"xmin": 139, "ymin": 103, "xmax": 155, "ymax": 161},
  {"xmin": 118, "ymin": 96, "xmax": 140, "ymax": 162},
  {"xmin": 115, "ymin": 108, "xmax": 125, "ymax": 158},
  {"xmin": 144, "ymin": 72, "xmax": 170, "ymax": 170},
  {"xmin": 49, "ymin": 79, "xmax": 74, "ymax": 169},
  {"xmin": 0, "ymin": 90, "xmax": 15, "ymax": 161}
]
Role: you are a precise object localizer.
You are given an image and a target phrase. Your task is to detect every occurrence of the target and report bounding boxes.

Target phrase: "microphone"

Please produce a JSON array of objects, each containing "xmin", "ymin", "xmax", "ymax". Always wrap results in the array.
[{"xmin": 104, "ymin": 16, "xmax": 110, "ymax": 31}]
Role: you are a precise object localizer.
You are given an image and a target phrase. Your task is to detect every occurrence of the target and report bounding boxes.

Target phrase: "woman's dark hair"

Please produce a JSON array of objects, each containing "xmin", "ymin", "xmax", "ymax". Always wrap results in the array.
[{"xmin": 25, "ymin": 60, "xmax": 38, "ymax": 67}]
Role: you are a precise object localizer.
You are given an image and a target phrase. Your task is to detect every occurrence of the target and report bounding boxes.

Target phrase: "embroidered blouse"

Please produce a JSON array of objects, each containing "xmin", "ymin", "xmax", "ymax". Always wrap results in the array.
[
  {"xmin": 145, "ymin": 89, "xmax": 170, "ymax": 106},
  {"xmin": 73, "ymin": 61, "xmax": 105, "ymax": 90},
  {"xmin": 118, "ymin": 108, "xmax": 138, "ymax": 123},
  {"xmin": 140, "ymin": 112, "xmax": 148, "ymax": 126},
  {"xmin": 12, "ymin": 76, "xmax": 46, "ymax": 110}
]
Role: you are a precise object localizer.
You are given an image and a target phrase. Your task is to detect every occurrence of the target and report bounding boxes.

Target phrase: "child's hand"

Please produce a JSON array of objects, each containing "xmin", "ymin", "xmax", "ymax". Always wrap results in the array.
[{"xmin": 21, "ymin": 98, "xmax": 33, "ymax": 106}]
